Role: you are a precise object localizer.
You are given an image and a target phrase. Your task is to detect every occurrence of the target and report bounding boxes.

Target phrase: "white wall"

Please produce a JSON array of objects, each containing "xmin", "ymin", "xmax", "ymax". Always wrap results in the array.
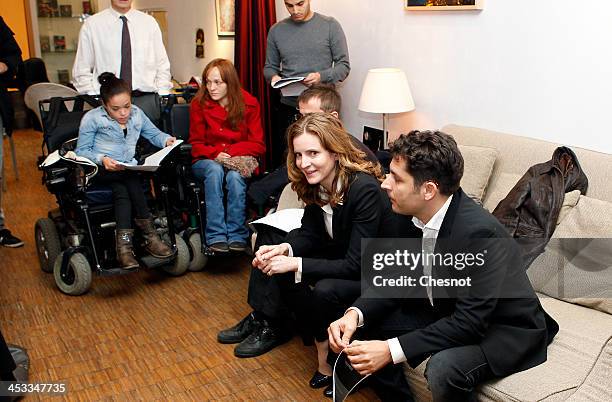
[
  {"xmin": 132, "ymin": 0, "xmax": 234, "ymax": 82},
  {"xmin": 276, "ymin": 0, "xmax": 612, "ymax": 154}
]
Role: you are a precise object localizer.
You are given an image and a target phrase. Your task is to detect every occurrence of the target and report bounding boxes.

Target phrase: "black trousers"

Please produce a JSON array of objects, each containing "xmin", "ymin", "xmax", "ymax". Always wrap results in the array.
[
  {"xmin": 363, "ymin": 303, "xmax": 495, "ymax": 402},
  {"xmin": 270, "ymin": 99, "xmax": 299, "ymax": 169},
  {"xmin": 0, "ymin": 328, "xmax": 16, "ymax": 381},
  {"xmin": 247, "ymin": 226, "xmax": 361, "ymax": 342},
  {"xmin": 94, "ymin": 169, "xmax": 150, "ymax": 229}
]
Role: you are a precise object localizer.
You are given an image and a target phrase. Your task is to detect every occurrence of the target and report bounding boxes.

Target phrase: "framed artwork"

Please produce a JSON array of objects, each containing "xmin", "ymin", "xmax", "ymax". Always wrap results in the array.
[
  {"xmin": 362, "ymin": 126, "xmax": 384, "ymax": 153},
  {"xmin": 215, "ymin": 0, "xmax": 235, "ymax": 36},
  {"xmin": 405, "ymin": 0, "xmax": 484, "ymax": 11}
]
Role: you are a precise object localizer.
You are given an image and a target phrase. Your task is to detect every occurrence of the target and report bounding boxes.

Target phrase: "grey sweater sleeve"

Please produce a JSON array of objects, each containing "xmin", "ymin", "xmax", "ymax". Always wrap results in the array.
[
  {"xmin": 263, "ymin": 27, "xmax": 280, "ymax": 82},
  {"xmin": 319, "ymin": 17, "xmax": 350, "ymax": 83}
]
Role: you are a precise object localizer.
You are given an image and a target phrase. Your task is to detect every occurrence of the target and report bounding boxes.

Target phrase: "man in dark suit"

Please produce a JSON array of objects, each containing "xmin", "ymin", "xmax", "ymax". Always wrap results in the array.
[
  {"xmin": 0, "ymin": 16, "xmax": 25, "ymax": 248},
  {"xmin": 329, "ymin": 131, "xmax": 559, "ymax": 401}
]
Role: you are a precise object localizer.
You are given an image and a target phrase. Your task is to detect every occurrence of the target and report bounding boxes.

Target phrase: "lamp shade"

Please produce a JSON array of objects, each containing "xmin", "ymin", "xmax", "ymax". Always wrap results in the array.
[{"xmin": 358, "ymin": 68, "xmax": 415, "ymax": 114}]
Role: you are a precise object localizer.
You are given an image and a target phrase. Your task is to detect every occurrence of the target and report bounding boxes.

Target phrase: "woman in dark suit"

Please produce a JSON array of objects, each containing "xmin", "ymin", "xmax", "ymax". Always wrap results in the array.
[{"xmin": 220, "ymin": 113, "xmax": 397, "ymax": 395}]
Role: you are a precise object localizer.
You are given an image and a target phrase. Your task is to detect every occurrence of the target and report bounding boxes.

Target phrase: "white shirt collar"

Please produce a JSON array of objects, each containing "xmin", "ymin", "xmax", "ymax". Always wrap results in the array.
[
  {"xmin": 412, "ymin": 195, "xmax": 453, "ymax": 234},
  {"xmin": 108, "ymin": 7, "xmax": 136, "ymax": 20}
]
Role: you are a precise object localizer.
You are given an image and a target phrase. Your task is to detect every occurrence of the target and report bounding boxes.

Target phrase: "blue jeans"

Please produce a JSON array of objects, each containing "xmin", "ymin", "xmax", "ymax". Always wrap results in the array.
[{"xmin": 192, "ymin": 159, "xmax": 248, "ymax": 245}]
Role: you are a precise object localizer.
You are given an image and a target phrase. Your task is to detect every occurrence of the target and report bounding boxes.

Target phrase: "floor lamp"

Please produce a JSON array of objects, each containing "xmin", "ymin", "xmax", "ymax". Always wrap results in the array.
[{"xmin": 358, "ymin": 68, "xmax": 415, "ymax": 149}]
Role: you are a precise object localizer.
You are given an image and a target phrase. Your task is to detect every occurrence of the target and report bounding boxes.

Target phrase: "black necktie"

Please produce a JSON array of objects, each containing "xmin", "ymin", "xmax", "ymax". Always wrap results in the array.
[{"xmin": 119, "ymin": 16, "xmax": 132, "ymax": 88}]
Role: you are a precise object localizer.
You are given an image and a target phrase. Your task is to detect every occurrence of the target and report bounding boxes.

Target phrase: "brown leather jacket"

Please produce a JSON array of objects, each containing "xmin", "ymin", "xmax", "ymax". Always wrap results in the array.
[{"xmin": 493, "ymin": 146, "xmax": 588, "ymax": 269}]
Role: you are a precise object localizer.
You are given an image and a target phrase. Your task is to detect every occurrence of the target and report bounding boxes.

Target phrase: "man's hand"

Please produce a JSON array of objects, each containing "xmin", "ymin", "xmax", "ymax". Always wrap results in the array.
[
  {"xmin": 0, "ymin": 62, "xmax": 8, "ymax": 75},
  {"xmin": 271, "ymin": 75, "xmax": 282, "ymax": 85},
  {"xmin": 259, "ymin": 255, "xmax": 299, "ymax": 276},
  {"xmin": 328, "ymin": 310, "xmax": 359, "ymax": 353},
  {"xmin": 303, "ymin": 72, "xmax": 321, "ymax": 86},
  {"xmin": 216, "ymin": 152, "xmax": 231, "ymax": 159},
  {"xmin": 252, "ymin": 243, "xmax": 290, "ymax": 269},
  {"xmin": 344, "ymin": 340, "xmax": 393, "ymax": 376},
  {"xmin": 165, "ymin": 136, "xmax": 176, "ymax": 147},
  {"xmin": 102, "ymin": 156, "xmax": 124, "ymax": 171}
]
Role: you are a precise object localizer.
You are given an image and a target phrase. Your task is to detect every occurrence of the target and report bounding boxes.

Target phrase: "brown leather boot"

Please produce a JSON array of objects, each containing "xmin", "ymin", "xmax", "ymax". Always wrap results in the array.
[
  {"xmin": 116, "ymin": 229, "xmax": 139, "ymax": 270},
  {"xmin": 134, "ymin": 217, "xmax": 174, "ymax": 258}
]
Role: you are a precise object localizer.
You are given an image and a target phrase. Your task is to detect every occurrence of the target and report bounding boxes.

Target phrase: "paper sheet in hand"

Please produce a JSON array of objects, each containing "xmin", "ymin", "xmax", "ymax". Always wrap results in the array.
[
  {"xmin": 271, "ymin": 77, "xmax": 307, "ymax": 97},
  {"xmin": 117, "ymin": 139, "xmax": 183, "ymax": 171},
  {"xmin": 250, "ymin": 208, "xmax": 304, "ymax": 233},
  {"xmin": 333, "ymin": 352, "xmax": 371, "ymax": 402}
]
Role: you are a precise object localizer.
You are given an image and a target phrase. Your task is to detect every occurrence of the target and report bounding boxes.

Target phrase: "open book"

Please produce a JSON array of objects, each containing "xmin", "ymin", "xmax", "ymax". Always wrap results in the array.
[
  {"xmin": 117, "ymin": 140, "xmax": 183, "ymax": 171},
  {"xmin": 333, "ymin": 352, "xmax": 371, "ymax": 402},
  {"xmin": 271, "ymin": 76, "xmax": 307, "ymax": 97}
]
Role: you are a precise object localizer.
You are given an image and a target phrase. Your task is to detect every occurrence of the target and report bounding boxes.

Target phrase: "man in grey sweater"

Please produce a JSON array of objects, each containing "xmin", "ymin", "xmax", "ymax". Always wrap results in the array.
[{"xmin": 263, "ymin": 0, "xmax": 350, "ymax": 167}]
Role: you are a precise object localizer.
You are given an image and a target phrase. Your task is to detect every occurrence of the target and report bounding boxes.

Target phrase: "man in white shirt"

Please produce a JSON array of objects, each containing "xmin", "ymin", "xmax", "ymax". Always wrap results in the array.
[
  {"xmin": 328, "ymin": 131, "xmax": 558, "ymax": 401},
  {"xmin": 72, "ymin": 0, "xmax": 172, "ymax": 95}
]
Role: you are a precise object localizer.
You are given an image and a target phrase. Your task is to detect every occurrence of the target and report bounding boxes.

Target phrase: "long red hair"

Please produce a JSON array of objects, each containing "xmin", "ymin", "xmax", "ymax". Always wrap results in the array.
[{"xmin": 193, "ymin": 58, "xmax": 245, "ymax": 130}]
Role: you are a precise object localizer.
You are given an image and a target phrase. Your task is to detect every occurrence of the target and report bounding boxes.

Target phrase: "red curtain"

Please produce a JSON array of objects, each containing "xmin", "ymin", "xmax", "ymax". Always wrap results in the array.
[{"xmin": 234, "ymin": 0, "xmax": 277, "ymax": 170}]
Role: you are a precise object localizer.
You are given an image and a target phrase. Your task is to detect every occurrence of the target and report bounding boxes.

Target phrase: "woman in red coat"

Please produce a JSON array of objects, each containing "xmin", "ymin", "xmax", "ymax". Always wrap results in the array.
[{"xmin": 190, "ymin": 59, "xmax": 266, "ymax": 253}]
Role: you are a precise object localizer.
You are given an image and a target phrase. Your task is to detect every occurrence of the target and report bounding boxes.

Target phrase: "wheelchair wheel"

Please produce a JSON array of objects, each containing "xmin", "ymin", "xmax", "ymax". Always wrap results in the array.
[
  {"xmin": 34, "ymin": 218, "xmax": 61, "ymax": 273},
  {"xmin": 53, "ymin": 252, "xmax": 92, "ymax": 296},
  {"xmin": 187, "ymin": 232, "xmax": 208, "ymax": 272},
  {"xmin": 163, "ymin": 236, "xmax": 189, "ymax": 276}
]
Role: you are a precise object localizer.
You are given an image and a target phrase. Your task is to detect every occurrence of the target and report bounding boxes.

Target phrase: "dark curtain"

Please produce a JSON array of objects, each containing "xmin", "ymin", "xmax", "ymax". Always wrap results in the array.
[{"xmin": 234, "ymin": 0, "xmax": 277, "ymax": 170}]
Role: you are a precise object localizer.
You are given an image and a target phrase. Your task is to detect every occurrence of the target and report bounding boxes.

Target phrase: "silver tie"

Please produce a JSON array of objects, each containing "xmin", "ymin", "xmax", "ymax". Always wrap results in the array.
[{"xmin": 422, "ymin": 235, "xmax": 436, "ymax": 306}]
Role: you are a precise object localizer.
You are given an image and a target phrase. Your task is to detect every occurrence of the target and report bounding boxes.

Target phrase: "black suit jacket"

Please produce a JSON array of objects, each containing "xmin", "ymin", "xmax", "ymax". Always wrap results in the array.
[
  {"xmin": 286, "ymin": 172, "xmax": 400, "ymax": 282},
  {"xmin": 0, "ymin": 16, "xmax": 22, "ymax": 135},
  {"xmin": 355, "ymin": 189, "xmax": 559, "ymax": 376}
]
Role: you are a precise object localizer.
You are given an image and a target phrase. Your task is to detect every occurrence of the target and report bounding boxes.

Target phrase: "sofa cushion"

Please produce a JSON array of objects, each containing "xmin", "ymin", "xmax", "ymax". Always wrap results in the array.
[
  {"xmin": 404, "ymin": 296, "xmax": 612, "ymax": 401},
  {"xmin": 482, "ymin": 172, "xmax": 522, "ymax": 212},
  {"xmin": 528, "ymin": 195, "xmax": 612, "ymax": 314},
  {"xmin": 556, "ymin": 190, "xmax": 581, "ymax": 225},
  {"xmin": 458, "ymin": 145, "xmax": 498, "ymax": 204},
  {"xmin": 276, "ymin": 183, "xmax": 305, "ymax": 211}
]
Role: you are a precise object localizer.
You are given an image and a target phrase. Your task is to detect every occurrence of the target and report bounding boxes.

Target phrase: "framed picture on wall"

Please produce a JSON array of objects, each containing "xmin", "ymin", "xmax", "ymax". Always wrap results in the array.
[
  {"xmin": 215, "ymin": 0, "xmax": 235, "ymax": 36},
  {"xmin": 405, "ymin": 0, "xmax": 484, "ymax": 11}
]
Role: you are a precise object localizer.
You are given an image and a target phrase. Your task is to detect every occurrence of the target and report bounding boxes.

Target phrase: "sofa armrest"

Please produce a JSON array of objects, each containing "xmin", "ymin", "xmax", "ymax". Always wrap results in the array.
[{"xmin": 277, "ymin": 183, "xmax": 304, "ymax": 211}]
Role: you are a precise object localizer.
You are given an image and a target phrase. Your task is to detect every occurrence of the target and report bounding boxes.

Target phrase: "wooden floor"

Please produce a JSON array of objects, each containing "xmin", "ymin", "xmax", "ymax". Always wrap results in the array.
[{"xmin": 0, "ymin": 129, "xmax": 378, "ymax": 401}]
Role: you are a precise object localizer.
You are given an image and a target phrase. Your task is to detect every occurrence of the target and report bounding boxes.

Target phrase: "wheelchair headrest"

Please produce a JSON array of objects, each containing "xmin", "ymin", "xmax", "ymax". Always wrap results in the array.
[{"xmin": 41, "ymin": 95, "xmax": 100, "ymax": 153}]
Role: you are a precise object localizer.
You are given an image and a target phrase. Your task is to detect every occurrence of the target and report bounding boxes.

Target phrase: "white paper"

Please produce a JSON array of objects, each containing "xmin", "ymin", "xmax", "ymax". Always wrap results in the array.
[
  {"xmin": 271, "ymin": 76, "xmax": 305, "ymax": 88},
  {"xmin": 40, "ymin": 150, "xmax": 99, "ymax": 184},
  {"xmin": 271, "ymin": 77, "xmax": 308, "ymax": 97},
  {"xmin": 280, "ymin": 82, "xmax": 307, "ymax": 97},
  {"xmin": 250, "ymin": 208, "xmax": 304, "ymax": 233},
  {"xmin": 117, "ymin": 139, "xmax": 183, "ymax": 171}
]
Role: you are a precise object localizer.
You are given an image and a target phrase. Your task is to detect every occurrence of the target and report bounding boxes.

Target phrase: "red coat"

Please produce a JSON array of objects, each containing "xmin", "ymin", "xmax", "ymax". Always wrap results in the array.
[{"xmin": 189, "ymin": 89, "xmax": 266, "ymax": 163}]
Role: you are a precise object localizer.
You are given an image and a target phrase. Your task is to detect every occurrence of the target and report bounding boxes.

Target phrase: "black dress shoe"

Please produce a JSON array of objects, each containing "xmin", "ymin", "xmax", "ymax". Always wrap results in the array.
[
  {"xmin": 228, "ymin": 241, "xmax": 247, "ymax": 252},
  {"xmin": 234, "ymin": 320, "xmax": 291, "ymax": 358},
  {"xmin": 217, "ymin": 312, "xmax": 260, "ymax": 344},
  {"xmin": 309, "ymin": 371, "xmax": 332, "ymax": 389},
  {"xmin": 323, "ymin": 384, "xmax": 333, "ymax": 398},
  {"xmin": 209, "ymin": 242, "xmax": 230, "ymax": 253}
]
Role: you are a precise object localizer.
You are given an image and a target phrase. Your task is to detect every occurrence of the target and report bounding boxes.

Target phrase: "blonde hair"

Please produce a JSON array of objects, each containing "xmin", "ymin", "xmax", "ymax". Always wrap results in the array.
[{"xmin": 286, "ymin": 113, "xmax": 384, "ymax": 206}]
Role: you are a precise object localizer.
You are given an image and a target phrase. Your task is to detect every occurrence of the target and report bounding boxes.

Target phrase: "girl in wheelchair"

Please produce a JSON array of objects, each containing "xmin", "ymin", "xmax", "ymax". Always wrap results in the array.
[
  {"xmin": 189, "ymin": 59, "xmax": 265, "ymax": 253},
  {"xmin": 75, "ymin": 72, "xmax": 176, "ymax": 270}
]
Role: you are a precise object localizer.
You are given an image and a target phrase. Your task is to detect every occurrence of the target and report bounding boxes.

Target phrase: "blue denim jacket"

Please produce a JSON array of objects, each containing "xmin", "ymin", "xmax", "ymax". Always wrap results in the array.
[{"xmin": 75, "ymin": 105, "xmax": 170, "ymax": 165}]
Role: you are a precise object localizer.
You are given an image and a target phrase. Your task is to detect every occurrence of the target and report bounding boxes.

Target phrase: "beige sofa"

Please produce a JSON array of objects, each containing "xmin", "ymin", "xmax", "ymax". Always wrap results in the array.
[{"xmin": 276, "ymin": 124, "xmax": 612, "ymax": 401}]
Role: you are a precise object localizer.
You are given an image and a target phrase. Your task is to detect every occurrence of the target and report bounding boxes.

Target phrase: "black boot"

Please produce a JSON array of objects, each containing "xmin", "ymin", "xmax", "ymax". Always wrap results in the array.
[
  {"xmin": 116, "ymin": 229, "xmax": 139, "ymax": 270},
  {"xmin": 217, "ymin": 312, "xmax": 261, "ymax": 344},
  {"xmin": 233, "ymin": 319, "xmax": 291, "ymax": 358}
]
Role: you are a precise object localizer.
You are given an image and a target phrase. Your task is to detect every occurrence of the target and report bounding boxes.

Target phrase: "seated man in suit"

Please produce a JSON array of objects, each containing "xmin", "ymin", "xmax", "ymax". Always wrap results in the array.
[
  {"xmin": 329, "ymin": 130, "xmax": 559, "ymax": 401},
  {"xmin": 246, "ymin": 83, "xmax": 379, "ymax": 210}
]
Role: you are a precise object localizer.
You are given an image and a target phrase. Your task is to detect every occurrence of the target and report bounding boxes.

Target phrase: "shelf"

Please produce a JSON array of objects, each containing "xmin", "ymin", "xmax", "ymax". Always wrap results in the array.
[
  {"xmin": 42, "ymin": 50, "xmax": 77, "ymax": 54},
  {"xmin": 38, "ymin": 16, "xmax": 90, "ymax": 19}
]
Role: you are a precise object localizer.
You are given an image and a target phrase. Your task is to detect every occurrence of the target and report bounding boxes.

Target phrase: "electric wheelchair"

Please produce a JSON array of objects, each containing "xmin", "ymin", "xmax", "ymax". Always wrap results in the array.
[
  {"xmin": 34, "ymin": 94, "xmax": 190, "ymax": 295},
  {"xmin": 162, "ymin": 100, "xmax": 265, "ymax": 272}
]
